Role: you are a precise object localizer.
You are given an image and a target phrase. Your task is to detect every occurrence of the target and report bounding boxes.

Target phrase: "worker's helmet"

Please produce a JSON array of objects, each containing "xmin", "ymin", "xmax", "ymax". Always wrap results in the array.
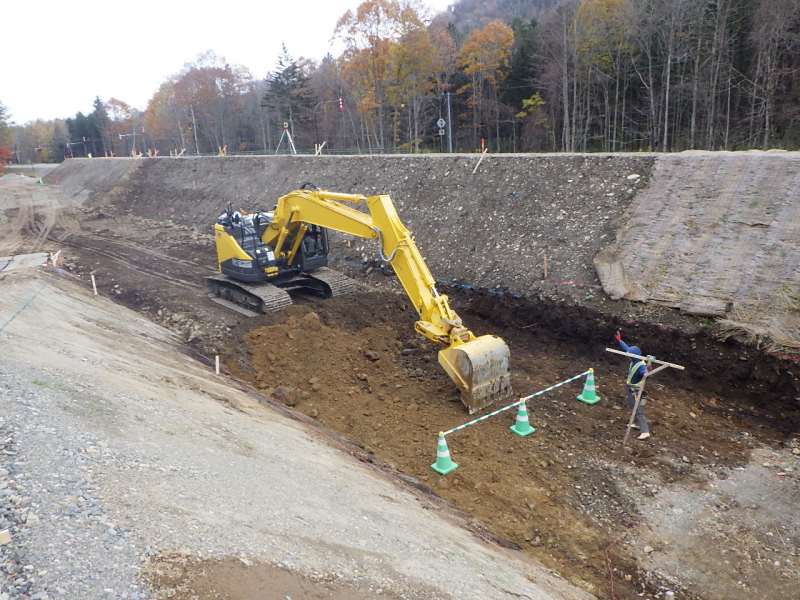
[{"xmin": 628, "ymin": 346, "xmax": 642, "ymax": 357}]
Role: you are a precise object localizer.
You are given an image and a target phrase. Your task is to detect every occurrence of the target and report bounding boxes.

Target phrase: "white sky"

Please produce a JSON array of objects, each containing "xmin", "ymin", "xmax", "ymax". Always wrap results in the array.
[{"xmin": 3, "ymin": 0, "xmax": 453, "ymax": 125}]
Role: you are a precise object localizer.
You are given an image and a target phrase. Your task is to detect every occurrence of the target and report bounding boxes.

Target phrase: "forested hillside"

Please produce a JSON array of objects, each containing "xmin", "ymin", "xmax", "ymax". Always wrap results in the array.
[
  {"xmin": 8, "ymin": 0, "xmax": 800, "ymax": 161},
  {"xmin": 446, "ymin": 0, "xmax": 556, "ymax": 31}
]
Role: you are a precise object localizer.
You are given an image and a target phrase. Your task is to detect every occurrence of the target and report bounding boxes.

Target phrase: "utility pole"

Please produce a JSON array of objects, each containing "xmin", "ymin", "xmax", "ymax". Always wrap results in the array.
[
  {"xmin": 446, "ymin": 92, "xmax": 453, "ymax": 153},
  {"xmin": 190, "ymin": 105, "xmax": 200, "ymax": 154}
]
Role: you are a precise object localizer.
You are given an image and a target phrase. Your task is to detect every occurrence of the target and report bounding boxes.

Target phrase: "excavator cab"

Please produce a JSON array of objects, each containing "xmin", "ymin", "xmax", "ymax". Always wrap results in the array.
[{"xmin": 293, "ymin": 225, "xmax": 329, "ymax": 271}]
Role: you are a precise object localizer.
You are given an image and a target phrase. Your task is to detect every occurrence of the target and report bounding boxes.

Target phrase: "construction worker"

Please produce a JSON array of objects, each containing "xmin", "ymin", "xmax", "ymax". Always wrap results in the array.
[{"xmin": 615, "ymin": 331, "xmax": 651, "ymax": 440}]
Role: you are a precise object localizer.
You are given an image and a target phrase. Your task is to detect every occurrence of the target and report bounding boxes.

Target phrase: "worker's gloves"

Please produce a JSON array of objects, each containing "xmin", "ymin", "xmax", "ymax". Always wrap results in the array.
[{"xmin": 614, "ymin": 331, "xmax": 622, "ymax": 343}]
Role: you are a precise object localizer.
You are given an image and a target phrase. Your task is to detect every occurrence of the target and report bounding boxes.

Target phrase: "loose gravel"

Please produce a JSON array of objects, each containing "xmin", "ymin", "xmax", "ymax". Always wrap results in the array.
[{"xmin": 0, "ymin": 367, "xmax": 148, "ymax": 600}]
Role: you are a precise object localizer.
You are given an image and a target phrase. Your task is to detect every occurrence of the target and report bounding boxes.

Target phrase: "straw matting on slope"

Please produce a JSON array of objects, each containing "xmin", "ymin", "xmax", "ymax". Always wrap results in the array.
[{"xmin": 618, "ymin": 150, "xmax": 800, "ymax": 352}]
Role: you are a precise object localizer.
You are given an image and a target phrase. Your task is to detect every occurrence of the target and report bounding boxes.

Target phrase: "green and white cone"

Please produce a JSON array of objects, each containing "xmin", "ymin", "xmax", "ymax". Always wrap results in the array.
[
  {"xmin": 431, "ymin": 432, "xmax": 458, "ymax": 475},
  {"xmin": 510, "ymin": 401, "xmax": 536, "ymax": 436},
  {"xmin": 577, "ymin": 368, "xmax": 601, "ymax": 404}
]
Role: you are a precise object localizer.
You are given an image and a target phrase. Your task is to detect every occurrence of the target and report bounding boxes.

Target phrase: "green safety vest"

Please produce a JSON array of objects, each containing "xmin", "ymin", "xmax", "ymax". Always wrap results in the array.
[{"xmin": 626, "ymin": 360, "xmax": 647, "ymax": 388}]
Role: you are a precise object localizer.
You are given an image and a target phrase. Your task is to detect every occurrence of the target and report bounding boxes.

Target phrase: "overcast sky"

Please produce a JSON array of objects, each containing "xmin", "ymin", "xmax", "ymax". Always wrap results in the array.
[{"xmin": 3, "ymin": 0, "xmax": 453, "ymax": 125}]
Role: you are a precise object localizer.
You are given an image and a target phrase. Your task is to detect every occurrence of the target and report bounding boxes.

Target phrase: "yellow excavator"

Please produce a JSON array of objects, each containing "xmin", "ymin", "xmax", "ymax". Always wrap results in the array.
[{"xmin": 207, "ymin": 183, "xmax": 512, "ymax": 413}]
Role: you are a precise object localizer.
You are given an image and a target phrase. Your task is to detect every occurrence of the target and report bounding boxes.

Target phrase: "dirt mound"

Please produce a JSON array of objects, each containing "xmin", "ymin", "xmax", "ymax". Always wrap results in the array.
[{"xmin": 43, "ymin": 156, "xmax": 138, "ymax": 205}]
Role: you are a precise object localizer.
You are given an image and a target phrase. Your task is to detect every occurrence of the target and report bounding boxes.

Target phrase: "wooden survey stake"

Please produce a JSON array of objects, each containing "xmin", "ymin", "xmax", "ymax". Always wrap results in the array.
[{"xmin": 605, "ymin": 348, "xmax": 686, "ymax": 445}]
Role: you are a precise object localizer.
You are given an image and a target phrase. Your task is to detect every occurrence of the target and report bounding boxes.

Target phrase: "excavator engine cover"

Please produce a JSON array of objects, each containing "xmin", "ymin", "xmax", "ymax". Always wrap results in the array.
[{"xmin": 438, "ymin": 335, "xmax": 512, "ymax": 413}]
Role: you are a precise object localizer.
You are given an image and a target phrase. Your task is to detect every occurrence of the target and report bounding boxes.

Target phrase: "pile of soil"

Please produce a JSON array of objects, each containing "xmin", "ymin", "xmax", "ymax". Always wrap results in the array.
[{"xmin": 223, "ymin": 290, "xmax": 798, "ymax": 599}]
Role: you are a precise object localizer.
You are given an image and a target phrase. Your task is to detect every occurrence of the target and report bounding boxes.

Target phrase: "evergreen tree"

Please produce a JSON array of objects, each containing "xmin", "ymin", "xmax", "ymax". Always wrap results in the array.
[
  {"xmin": 0, "ymin": 101, "xmax": 12, "ymax": 148},
  {"xmin": 65, "ymin": 112, "xmax": 93, "ymax": 156},
  {"xmin": 261, "ymin": 45, "xmax": 315, "ymax": 138},
  {"xmin": 500, "ymin": 18, "xmax": 540, "ymax": 111},
  {"xmin": 88, "ymin": 97, "xmax": 110, "ymax": 155}
]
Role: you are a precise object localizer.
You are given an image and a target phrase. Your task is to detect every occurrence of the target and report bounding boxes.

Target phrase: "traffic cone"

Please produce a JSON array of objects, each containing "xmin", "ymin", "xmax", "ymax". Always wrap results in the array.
[
  {"xmin": 431, "ymin": 432, "xmax": 458, "ymax": 475},
  {"xmin": 577, "ymin": 368, "xmax": 601, "ymax": 404},
  {"xmin": 510, "ymin": 401, "xmax": 536, "ymax": 436}
]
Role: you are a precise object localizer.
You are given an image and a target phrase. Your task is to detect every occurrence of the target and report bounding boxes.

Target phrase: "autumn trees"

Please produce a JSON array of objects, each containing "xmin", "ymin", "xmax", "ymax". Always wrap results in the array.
[
  {"xmin": 537, "ymin": 0, "xmax": 800, "ymax": 152},
  {"xmin": 11, "ymin": 0, "xmax": 799, "ymax": 161},
  {"xmin": 458, "ymin": 20, "xmax": 515, "ymax": 150},
  {"xmin": 334, "ymin": 0, "xmax": 448, "ymax": 151}
]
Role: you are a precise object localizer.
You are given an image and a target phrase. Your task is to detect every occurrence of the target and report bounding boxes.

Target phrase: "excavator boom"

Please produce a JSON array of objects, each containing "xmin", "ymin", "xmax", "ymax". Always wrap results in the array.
[{"xmin": 264, "ymin": 187, "xmax": 512, "ymax": 412}]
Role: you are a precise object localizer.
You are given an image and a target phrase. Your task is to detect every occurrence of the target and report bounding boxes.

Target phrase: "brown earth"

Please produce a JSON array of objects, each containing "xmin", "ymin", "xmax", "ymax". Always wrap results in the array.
[{"xmin": 3, "ymin": 161, "xmax": 800, "ymax": 600}]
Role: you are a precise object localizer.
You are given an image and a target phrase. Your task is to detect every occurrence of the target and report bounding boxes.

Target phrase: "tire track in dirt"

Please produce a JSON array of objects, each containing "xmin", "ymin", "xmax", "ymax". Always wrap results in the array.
[
  {"xmin": 56, "ymin": 237, "xmax": 208, "ymax": 291},
  {"xmin": 0, "ymin": 175, "xmax": 83, "ymax": 255}
]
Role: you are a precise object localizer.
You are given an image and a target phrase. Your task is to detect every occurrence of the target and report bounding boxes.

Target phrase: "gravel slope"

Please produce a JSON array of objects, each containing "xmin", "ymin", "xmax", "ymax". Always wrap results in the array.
[{"xmin": 0, "ymin": 268, "xmax": 590, "ymax": 600}]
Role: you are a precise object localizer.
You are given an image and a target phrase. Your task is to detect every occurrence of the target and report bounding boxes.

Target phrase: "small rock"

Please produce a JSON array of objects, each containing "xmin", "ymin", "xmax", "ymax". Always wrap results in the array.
[
  {"xmin": 689, "ymin": 412, "xmax": 697, "ymax": 418},
  {"xmin": 272, "ymin": 387, "xmax": 299, "ymax": 407},
  {"xmin": 792, "ymin": 448, "xmax": 800, "ymax": 455},
  {"xmin": 364, "ymin": 350, "xmax": 380, "ymax": 361},
  {"xmin": 627, "ymin": 174, "xmax": 640, "ymax": 180},
  {"xmin": 25, "ymin": 513, "xmax": 40, "ymax": 526},
  {"xmin": 401, "ymin": 348, "xmax": 416, "ymax": 356},
  {"xmin": 301, "ymin": 312, "xmax": 321, "ymax": 327},
  {"xmin": 682, "ymin": 456, "xmax": 690, "ymax": 463},
  {"xmin": 644, "ymin": 545, "xmax": 654, "ymax": 554},
  {"xmin": 309, "ymin": 408, "xmax": 319, "ymax": 418},
  {"xmin": 0, "ymin": 529, "xmax": 11, "ymax": 545}
]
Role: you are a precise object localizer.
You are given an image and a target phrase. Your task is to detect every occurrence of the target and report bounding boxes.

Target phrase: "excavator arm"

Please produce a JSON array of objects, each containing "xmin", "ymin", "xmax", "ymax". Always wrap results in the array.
[{"xmin": 264, "ymin": 187, "xmax": 512, "ymax": 412}]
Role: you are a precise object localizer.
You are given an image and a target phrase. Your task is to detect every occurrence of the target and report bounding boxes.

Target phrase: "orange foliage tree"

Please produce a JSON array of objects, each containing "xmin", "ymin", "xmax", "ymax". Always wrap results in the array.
[
  {"xmin": 458, "ymin": 19, "xmax": 514, "ymax": 150},
  {"xmin": 335, "ymin": 0, "xmax": 447, "ymax": 151},
  {"xmin": 142, "ymin": 52, "xmax": 253, "ymax": 155},
  {"xmin": 0, "ymin": 146, "xmax": 11, "ymax": 172},
  {"xmin": 335, "ymin": 0, "xmax": 404, "ymax": 150},
  {"xmin": 388, "ymin": 5, "xmax": 439, "ymax": 151}
]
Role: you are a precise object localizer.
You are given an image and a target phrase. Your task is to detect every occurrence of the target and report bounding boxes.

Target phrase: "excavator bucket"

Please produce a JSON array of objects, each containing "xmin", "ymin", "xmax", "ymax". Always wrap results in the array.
[{"xmin": 438, "ymin": 335, "xmax": 512, "ymax": 414}]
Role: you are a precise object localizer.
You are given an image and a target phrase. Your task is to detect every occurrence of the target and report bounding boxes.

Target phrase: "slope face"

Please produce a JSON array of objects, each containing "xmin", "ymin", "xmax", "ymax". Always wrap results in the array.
[{"xmin": 620, "ymin": 151, "xmax": 800, "ymax": 349}]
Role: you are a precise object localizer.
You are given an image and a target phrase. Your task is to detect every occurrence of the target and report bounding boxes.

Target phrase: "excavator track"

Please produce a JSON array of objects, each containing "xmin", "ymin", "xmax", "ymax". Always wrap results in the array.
[
  {"xmin": 309, "ymin": 266, "xmax": 357, "ymax": 298},
  {"xmin": 206, "ymin": 275, "xmax": 292, "ymax": 317}
]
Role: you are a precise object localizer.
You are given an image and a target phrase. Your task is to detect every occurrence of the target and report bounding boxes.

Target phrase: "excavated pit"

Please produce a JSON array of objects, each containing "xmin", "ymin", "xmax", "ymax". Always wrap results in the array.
[{"xmin": 4, "ymin": 155, "xmax": 800, "ymax": 600}]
